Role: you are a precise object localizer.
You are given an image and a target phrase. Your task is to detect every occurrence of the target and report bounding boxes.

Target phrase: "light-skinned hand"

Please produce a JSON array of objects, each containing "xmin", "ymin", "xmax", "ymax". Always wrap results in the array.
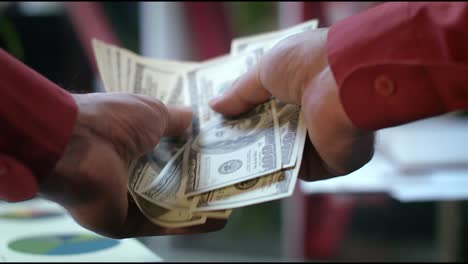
[{"xmin": 210, "ymin": 28, "xmax": 375, "ymax": 182}]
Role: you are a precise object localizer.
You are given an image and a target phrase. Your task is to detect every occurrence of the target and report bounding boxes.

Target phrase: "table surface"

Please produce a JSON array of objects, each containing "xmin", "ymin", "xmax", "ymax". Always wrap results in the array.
[{"xmin": 0, "ymin": 198, "xmax": 162, "ymax": 262}]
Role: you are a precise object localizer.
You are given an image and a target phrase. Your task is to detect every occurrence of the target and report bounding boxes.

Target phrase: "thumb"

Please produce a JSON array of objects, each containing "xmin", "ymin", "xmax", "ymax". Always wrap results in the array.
[
  {"xmin": 131, "ymin": 94, "xmax": 193, "ymax": 138},
  {"xmin": 209, "ymin": 63, "xmax": 271, "ymax": 117},
  {"xmin": 132, "ymin": 97, "xmax": 193, "ymax": 156},
  {"xmin": 163, "ymin": 105, "xmax": 193, "ymax": 137}
]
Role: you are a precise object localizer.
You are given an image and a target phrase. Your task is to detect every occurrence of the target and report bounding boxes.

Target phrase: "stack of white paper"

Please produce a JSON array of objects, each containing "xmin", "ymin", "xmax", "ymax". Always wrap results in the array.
[{"xmin": 301, "ymin": 113, "xmax": 468, "ymax": 202}]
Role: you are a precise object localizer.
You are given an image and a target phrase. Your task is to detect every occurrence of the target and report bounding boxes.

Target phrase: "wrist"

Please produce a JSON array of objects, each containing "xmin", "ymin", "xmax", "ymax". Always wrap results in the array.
[{"xmin": 302, "ymin": 65, "xmax": 374, "ymax": 175}]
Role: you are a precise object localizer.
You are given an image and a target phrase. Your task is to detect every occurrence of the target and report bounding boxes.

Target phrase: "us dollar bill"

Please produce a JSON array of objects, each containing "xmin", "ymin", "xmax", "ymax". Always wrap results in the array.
[
  {"xmin": 181, "ymin": 50, "xmax": 283, "ymax": 196},
  {"xmin": 194, "ymin": 209, "xmax": 233, "ymax": 219},
  {"xmin": 126, "ymin": 57, "xmax": 182, "ymax": 103},
  {"xmin": 129, "ymin": 191, "xmax": 208, "ymax": 228},
  {"xmin": 92, "ymin": 40, "xmax": 115, "ymax": 92},
  {"xmin": 94, "ymin": 39, "xmax": 195, "ymax": 200},
  {"xmin": 192, "ymin": 103, "xmax": 307, "ymax": 211},
  {"xmin": 231, "ymin": 19, "xmax": 318, "ymax": 55},
  {"xmin": 92, "ymin": 18, "xmax": 319, "ymax": 228},
  {"xmin": 276, "ymin": 100, "xmax": 308, "ymax": 168},
  {"xmin": 107, "ymin": 45, "xmax": 196, "ymax": 203},
  {"xmin": 92, "ymin": 39, "xmax": 195, "ymax": 105},
  {"xmin": 185, "ymin": 49, "xmax": 263, "ymax": 128},
  {"xmin": 133, "ymin": 147, "xmax": 193, "ymax": 209},
  {"xmin": 127, "ymin": 156, "xmax": 206, "ymax": 228},
  {"xmin": 128, "ymin": 145, "xmax": 233, "ymax": 226},
  {"xmin": 229, "ymin": 18, "xmax": 315, "ymax": 170},
  {"xmin": 194, "ymin": 169, "xmax": 297, "ymax": 212},
  {"xmin": 186, "ymin": 18, "xmax": 316, "ymax": 209},
  {"xmin": 185, "ymin": 100, "xmax": 282, "ymax": 196}
]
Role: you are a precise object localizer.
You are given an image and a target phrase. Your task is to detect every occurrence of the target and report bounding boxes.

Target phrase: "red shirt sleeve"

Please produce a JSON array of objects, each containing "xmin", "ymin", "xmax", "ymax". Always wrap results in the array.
[
  {"xmin": 0, "ymin": 49, "xmax": 78, "ymax": 202},
  {"xmin": 326, "ymin": 2, "xmax": 468, "ymax": 130}
]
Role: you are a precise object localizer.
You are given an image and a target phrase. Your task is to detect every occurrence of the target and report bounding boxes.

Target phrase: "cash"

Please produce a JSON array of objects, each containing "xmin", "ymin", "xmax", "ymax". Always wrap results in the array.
[{"xmin": 92, "ymin": 19, "xmax": 317, "ymax": 228}]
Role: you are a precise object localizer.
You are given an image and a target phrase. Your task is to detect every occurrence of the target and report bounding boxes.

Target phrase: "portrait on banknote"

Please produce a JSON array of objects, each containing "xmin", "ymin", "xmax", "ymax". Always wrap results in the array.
[{"xmin": 191, "ymin": 103, "xmax": 272, "ymax": 154}]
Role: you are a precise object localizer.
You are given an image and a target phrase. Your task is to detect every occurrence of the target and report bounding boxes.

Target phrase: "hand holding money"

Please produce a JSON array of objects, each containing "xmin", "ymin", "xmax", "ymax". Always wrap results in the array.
[
  {"xmin": 91, "ymin": 19, "xmax": 320, "ymax": 230},
  {"xmin": 40, "ymin": 92, "xmax": 225, "ymax": 238},
  {"xmin": 211, "ymin": 27, "xmax": 375, "ymax": 181}
]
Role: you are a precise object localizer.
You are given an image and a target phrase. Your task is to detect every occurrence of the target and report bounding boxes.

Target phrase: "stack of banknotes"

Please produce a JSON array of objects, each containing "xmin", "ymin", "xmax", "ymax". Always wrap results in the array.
[{"xmin": 92, "ymin": 19, "xmax": 318, "ymax": 228}]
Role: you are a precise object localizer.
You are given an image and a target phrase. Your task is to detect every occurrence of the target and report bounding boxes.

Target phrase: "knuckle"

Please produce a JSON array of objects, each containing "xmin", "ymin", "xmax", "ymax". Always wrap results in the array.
[
  {"xmin": 336, "ymin": 153, "xmax": 374, "ymax": 177},
  {"xmin": 133, "ymin": 94, "xmax": 168, "ymax": 138},
  {"xmin": 154, "ymin": 100, "xmax": 169, "ymax": 119},
  {"xmin": 146, "ymin": 98, "xmax": 169, "ymax": 131},
  {"xmin": 107, "ymin": 232, "xmax": 127, "ymax": 240},
  {"xmin": 99, "ymin": 229, "xmax": 126, "ymax": 239},
  {"xmin": 153, "ymin": 104, "xmax": 169, "ymax": 138}
]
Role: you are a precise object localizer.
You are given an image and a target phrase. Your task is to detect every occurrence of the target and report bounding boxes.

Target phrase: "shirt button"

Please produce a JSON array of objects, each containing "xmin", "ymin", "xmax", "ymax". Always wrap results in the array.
[{"xmin": 374, "ymin": 75, "xmax": 396, "ymax": 96}]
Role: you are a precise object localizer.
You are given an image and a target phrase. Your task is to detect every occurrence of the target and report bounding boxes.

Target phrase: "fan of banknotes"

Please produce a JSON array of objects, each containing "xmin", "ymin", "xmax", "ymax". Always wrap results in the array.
[{"xmin": 92, "ymin": 19, "xmax": 318, "ymax": 228}]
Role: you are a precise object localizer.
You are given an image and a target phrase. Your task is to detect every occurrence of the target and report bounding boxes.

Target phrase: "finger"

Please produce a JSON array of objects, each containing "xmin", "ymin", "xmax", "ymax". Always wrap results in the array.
[
  {"xmin": 298, "ymin": 130, "xmax": 373, "ymax": 182},
  {"xmin": 163, "ymin": 105, "xmax": 193, "ymax": 137},
  {"xmin": 301, "ymin": 75, "xmax": 375, "ymax": 176},
  {"xmin": 117, "ymin": 199, "xmax": 227, "ymax": 238},
  {"xmin": 54, "ymin": 144, "xmax": 130, "ymax": 238},
  {"xmin": 298, "ymin": 136, "xmax": 335, "ymax": 182},
  {"xmin": 158, "ymin": 218, "xmax": 227, "ymax": 236},
  {"xmin": 134, "ymin": 94, "xmax": 193, "ymax": 137},
  {"xmin": 209, "ymin": 63, "xmax": 271, "ymax": 117}
]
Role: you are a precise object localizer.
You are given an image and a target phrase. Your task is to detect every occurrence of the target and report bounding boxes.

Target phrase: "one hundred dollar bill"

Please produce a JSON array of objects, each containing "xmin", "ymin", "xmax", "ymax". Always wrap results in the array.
[
  {"xmin": 276, "ymin": 100, "xmax": 308, "ymax": 168},
  {"xmin": 185, "ymin": 49, "xmax": 263, "ymax": 128},
  {"xmin": 92, "ymin": 39, "xmax": 194, "ymax": 105},
  {"xmin": 185, "ymin": 100, "xmax": 282, "ymax": 196},
  {"xmin": 93, "ymin": 40, "xmax": 114, "ymax": 92},
  {"xmin": 192, "ymin": 103, "xmax": 307, "ymax": 211},
  {"xmin": 91, "ymin": 18, "xmax": 319, "ymax": 228},
  {"xmin": 194, "ymin": 169, "xmax": 297, "ymax": 212},
  {"xmin": 127, "ymin": 157, "xmax": 206, "ymax": 228},
  {"xmin": 231, "ymin": 19, "xmax": 318, "ymax": 55},
  {"xmin": 133, "ymin": 147, "xmax": 192, "ymax": 210},
  {"xmin": 181, "ymin": 50, "xmax": 283, "ymax": 196},
  {"xmin": 193, "ymin": 209, "xmax": 233, "ymax": 219},
  {"xmin": 129, "ymin": 190, "xmax": 207, "ymax": 228}
]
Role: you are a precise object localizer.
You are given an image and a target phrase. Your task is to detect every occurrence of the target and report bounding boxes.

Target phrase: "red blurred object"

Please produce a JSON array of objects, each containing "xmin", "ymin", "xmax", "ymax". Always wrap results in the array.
[
  {"xmin": 289, "ymin": 2, "xmax": 364, "ymax": 260},
  {"xmin": 183, "ymin": 2, "xmax": 232, "ymax": 60},
  {"xmin": 64, "ymin": 2, "xmax": 120, "ymax": 75},
  {"xmin": 297, "ymin": 2, "xmax": 386, "ymax": 260},
  {"xmin": 302, "ymin": 2, "xmax": 327, "ymax": 26},
  {"xmin": 303, "ymin": 194, "xmax": 355, "ymax": 259}
]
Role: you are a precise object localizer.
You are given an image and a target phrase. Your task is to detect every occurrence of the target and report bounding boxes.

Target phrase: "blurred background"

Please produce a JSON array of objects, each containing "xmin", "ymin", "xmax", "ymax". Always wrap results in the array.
[{"xmin": 1, "ymin": 1, "xmax": 468, "ymax": 262}]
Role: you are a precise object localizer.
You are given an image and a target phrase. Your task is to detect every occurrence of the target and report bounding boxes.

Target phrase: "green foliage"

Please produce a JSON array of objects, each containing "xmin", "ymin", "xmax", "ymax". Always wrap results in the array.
[
  {"xmin": 227, "ymin": 200, "xmax": 281, "ymax": 236},
  {"xmin": 184, "ymin": 200, "xmax": 283, "ymax": 257},
  {"xmin": 101, "ymin": 2, "xmax": 139, "ymax": 53},
  {"xmin": 0, "ymin": 15, "xmax": 25, "ymax": 60},
  {"xmin": 227, "ymin": 2, "xmax": 277, "ymax": 37}
]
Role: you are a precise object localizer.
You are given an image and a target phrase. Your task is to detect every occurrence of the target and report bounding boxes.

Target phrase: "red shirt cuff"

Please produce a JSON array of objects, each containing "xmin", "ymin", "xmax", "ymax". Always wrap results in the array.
[
  {"xmin": 326, "ymin": 2, "xmax": 468, "ymax": 130},
  {"xmin": 0, "ymin": 49, "xmax": 78, "ymax": 201}
]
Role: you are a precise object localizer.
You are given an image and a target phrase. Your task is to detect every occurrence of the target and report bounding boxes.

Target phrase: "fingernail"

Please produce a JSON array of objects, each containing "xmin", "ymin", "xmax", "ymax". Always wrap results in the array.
[
  {"xmin": 177, "ymin": 105, "xmax": 193, "ymax": 114},
  {"xmin": 209, "ymin": 96, "xmax": 221, "ymax": 107},
  {"xmin": 168, "ymin": 104, "xmax": 191, "ymax": 113}
]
